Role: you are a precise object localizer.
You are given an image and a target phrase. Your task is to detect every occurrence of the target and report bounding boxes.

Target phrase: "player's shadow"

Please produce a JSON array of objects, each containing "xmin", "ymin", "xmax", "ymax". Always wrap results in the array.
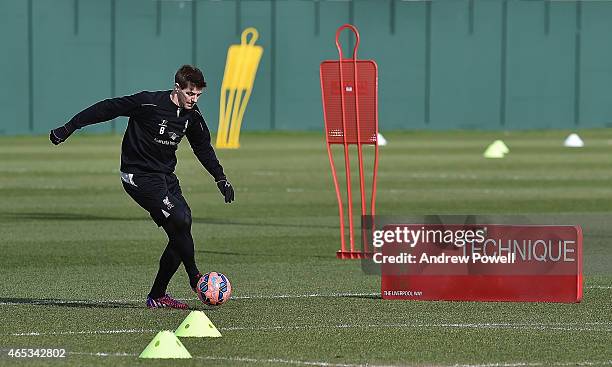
[{"xmin": 0, "ymin": 297, "xmax": 140, "ymax": 309}]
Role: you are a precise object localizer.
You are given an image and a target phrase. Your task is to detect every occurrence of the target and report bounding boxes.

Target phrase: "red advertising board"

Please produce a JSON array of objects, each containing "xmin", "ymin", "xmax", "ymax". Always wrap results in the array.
[{"xmin": 379, "ymin": 224, "xmax": 583, "ymax": 303}]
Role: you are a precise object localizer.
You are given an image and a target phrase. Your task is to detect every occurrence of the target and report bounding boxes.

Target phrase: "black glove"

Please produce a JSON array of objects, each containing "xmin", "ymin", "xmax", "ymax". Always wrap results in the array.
[
  {"xmin": 216, "ymin": 178, "xmax": 235, "ymax": 203},
  {"xmin": 49, "ymin": 125, "xmax": 72, "ymax": 145}
]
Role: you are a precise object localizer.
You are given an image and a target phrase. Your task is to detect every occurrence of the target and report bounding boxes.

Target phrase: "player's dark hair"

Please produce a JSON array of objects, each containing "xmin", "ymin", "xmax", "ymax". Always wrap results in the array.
[{"xmin": 175, "ymin": 65, "xmax": 206, "ymax": 89}]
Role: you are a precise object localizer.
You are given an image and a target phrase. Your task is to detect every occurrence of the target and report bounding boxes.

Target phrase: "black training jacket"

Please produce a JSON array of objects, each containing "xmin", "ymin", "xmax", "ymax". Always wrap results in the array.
[{"xmin": 64, "ymin": 90, "xmax": 225, "ymax": 181}]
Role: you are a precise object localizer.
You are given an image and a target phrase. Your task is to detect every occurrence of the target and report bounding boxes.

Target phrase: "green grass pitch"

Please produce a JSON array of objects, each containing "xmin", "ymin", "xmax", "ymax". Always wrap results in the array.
[{"xmin": 0, "ymin": 130, "xmax": 610, "ymax": 366}]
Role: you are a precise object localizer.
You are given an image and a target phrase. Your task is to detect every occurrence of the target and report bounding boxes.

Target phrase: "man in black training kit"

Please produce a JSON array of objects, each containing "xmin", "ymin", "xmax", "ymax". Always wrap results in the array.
[{"xmin": 50, "ymin": 65, "xmax": 234, "ymax": 309}]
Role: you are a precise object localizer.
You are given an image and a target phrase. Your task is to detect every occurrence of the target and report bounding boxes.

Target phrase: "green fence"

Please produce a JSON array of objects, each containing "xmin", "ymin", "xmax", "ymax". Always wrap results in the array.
[{"xmin": 2, "ymin": 0, "xmax": 612, "ymax": 135}]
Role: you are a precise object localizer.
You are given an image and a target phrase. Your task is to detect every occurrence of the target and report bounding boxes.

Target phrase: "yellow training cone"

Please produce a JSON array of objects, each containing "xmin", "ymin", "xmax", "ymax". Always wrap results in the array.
[
  {"xmin": 483, "ymin": 143, "xmax": 505, "ymax": 158},
  {"xmin": 490, "ymin": 140, "xmax": 509, "ymax": 154},
  {"xmin": 175, "ymin": 311, "xmax": 222, "ymax": 338},
  {"xmin": 139, "ymin": 331, "xmax": 192, "ymax": 359},
  {"xmin": 217, "ymin": 27, "xmax": 264, "ymax": 149}
]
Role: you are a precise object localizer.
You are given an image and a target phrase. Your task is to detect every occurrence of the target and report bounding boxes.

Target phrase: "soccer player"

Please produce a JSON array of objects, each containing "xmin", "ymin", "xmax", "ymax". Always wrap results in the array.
[{"xmin": 49, "ymin": 65, "xmax": 234, "ymax": 309}]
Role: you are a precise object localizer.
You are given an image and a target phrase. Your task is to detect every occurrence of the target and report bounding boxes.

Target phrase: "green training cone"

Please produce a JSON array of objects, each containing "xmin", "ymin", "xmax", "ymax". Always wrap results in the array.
[
  {"xmin": 483, "ymin": 146, "xmax": 504, "ymax": 158},
  {"xmin": 483, "ymin": 145, "xmax": 504, "ymax": 158},
  {"xmin": 490, "ymin": 140, "xmax": 509, "ymax": 154},
  {"xmin": 139, "ymin": 330, "xmax": 192, "ymax": 359},
  {"xmin": 175, "ymin": 311, "xmax": 222, "ymax": 338}
]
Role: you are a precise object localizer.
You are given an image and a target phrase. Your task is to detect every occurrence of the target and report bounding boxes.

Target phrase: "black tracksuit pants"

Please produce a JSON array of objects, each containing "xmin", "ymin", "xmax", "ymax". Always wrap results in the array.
[{"xmin": 121, "ymin": 172, "xmax": 200, "ymax": 298}]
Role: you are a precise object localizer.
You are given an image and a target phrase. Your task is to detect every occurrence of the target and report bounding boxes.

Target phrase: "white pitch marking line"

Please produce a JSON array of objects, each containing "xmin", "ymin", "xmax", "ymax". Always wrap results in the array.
[
  {"xmin": 220, "ymin": 322, "xmax": 612, "ymax": 333},
  {"xmin": 0, "ymin": 292, "xmax": 380, "ymax": 306},
  {"xmin": 456, "ymin": 361, "xmax": 612, "ymax": 367},
  {"xmin": 233, "ymin": 292, "xmax": 379, "ymax": 300},
  {"xmin": 71, "ymin": 351, "xmax": 135, "ymax": 358},
  {"xmin": 0, "ymin": 287, "xmax": 610, "ymax": 307},
  {"xmin": 68, "ymin": 352, "xmax": 612, "ymax": 367},
  {"xmin": 198, "ymin": 355, "xmax": 397, "ymax": 367},
  {"xmin": 9, "ymin": 322, "xmax": 612, "ymax": 337},
  {"xmin": 69, "ymin": 352, "xmax": 400, "ymax": 366},
  {"xmin": 11, "ymin": 329, "xmax": 156, "ymax": 337}
]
